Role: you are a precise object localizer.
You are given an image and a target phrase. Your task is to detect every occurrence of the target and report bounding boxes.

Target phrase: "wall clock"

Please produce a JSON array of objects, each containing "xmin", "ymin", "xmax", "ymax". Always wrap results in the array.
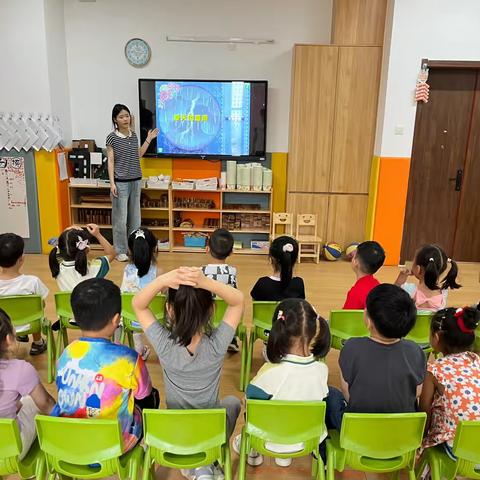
[{"xmin": 125, "ymin": 38, "xmax": 151, "ymax": 67}]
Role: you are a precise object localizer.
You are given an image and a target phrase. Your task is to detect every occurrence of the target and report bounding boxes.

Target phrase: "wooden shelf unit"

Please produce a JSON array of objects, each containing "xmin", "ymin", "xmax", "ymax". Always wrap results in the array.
[{"xmin": 68, "ymin": 184, "xmax": 273, "ymax": 254}]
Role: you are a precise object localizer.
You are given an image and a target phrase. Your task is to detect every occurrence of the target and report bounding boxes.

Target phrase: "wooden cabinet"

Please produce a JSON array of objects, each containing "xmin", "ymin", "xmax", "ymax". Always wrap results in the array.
[{"xmin": 287, "ymin": 44, "xmax": 381, "ymax": 246}]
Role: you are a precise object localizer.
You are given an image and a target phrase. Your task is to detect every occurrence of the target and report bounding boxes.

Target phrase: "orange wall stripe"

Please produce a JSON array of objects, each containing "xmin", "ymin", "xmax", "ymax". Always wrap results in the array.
[{"xmin": 372, "ymin": 157, "xmax": 411, "ymax": 266}]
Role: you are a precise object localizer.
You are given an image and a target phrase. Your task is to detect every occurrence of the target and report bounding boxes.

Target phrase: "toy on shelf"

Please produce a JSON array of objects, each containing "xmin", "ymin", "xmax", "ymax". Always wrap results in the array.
[
  {"xmin": 173, "ymin": 197, "xmax": 216, "ymax": 209},
  {"xmin": 223, "ymin": 161, "xmax": 272, "ymax": 191},
  {"xmin": 146, "ymin": 175, "xmax": 170, "ymax": 189},
  {"xmin": 295, "ymin": 214, "xmax": 323, "ymax": 264}
]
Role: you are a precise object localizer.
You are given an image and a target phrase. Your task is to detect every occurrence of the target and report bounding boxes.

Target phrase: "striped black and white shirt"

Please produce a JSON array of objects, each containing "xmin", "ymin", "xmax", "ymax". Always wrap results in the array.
[{"xmin": 106, "ymin": 130, "xmax": 142, "ymax": 182}]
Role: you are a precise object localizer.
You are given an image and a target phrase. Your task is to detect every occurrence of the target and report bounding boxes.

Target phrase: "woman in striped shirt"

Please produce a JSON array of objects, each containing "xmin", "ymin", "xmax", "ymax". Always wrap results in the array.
[{"xmin": 106, "ymin": 104, "xmax": 158, "ymax": 261}]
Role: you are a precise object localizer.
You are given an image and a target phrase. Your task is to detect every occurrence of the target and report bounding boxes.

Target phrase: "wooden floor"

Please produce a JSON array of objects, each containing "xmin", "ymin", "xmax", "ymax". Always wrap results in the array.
[{"xmin": 10, "ymin": 253, "xmax": 480, "ymax": 479}]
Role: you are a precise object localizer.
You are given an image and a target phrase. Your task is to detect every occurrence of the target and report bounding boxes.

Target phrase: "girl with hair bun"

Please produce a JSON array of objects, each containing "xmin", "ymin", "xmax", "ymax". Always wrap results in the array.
[
  {"xmin": 419, "ymin": 306, "xmax": 480, "ymax": 455},
  {"xmin": 121, "ymin": 228, "xmax": 162, "ymax": 359},
  {"xmin": 395, "ymin": 244, "xmax": 460, "ymax": 312},
  {"xmin": 250, "ymin": 236, "xmax": 305, "ymax": 301}
]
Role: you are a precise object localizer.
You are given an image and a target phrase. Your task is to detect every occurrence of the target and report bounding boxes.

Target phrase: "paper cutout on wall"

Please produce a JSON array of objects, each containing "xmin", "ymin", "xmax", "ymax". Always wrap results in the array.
[{"xmin": 0, "ymin": 156, "xmax": 29, "ymax": 237}]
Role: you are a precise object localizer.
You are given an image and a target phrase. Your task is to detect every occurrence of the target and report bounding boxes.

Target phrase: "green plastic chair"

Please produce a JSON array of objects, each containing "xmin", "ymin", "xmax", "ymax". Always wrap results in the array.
[
  {"xmin": 142, "ymin": 408, "xmax": 231, "ymax": 480},
  {"xmin": 0, "ymin": 419, "xmax": 44, "ymax": 479},
  {"xmin": 406, "ymin": 312, "xmax": 433, "ymax": 355},
  {"xmin": 326, "ymin": 412, "xmax": 427, "ymax": 480},
  {"xmin": 238, "ymin": 400, "xmax": 327, "ymax": 480},
  {"xmin": 0, "ymin": 295, "xmax": 55, "ymax": 383},
  {"xmin": 329, "ymin": 310, "xmax": 367, "ymax": 350},
  {"xmin": 474, "ymin": 329, "xmax": 480, "ymax": 354},
  {"xmin": 54, "ymin": 291, "xmax": 80, "ymax": 357},
  {"xmin": 244, "ymin": 301, "xmax": 279, "ymax": 389},
  {"xmin": 35, "ymin": 415, "xmax": 143, "ymax": 479},
  {"xmin": 212, "ymin": 297, "xmax": 248, "ymax": 391},
  {"xmin": 415, "ymin": 420, "xmax": 480, "ymax": 480},
  {"xmin": 120, "ymin": 293, "xmax": 166, "ymax": 348}
]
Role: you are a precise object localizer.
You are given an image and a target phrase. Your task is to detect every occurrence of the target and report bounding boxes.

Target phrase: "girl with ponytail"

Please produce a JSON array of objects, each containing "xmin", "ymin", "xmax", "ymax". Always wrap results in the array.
[
  {"xmin": 250, "ymin": 236, "xmax": 305, "ymax": 301},
  {"xmin": 49, "ymin": 224, "xmax": 115, "ymax": 291},
  {"xmin": 419, "ymin": 306, "xmax": 480, "ymax": 455},
  {"xmin": 133, "ymin": 267, "xmax": 244, "ymax": 479},
  {"xmin": 121, "ymin": 228, "xmax": 160, "ymax": 359},
  {"xmin": 234, "ymin": 298, "xmax": 331, "ymax": 468},
  {"xmin": 395, "ymin": 244, "xmax": 460, "ymax": 312}
]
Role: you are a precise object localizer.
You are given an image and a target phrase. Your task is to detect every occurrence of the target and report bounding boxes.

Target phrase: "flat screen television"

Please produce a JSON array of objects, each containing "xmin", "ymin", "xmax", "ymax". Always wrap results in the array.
[{"xmin": 138, "ymin": 79, "xmax": 267, "ymax": 159}]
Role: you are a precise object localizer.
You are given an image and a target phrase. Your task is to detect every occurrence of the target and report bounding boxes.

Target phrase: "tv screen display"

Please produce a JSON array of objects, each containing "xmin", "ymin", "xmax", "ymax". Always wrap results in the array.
[{"xmin": 138, "ymin": 79, "xmax": 267, "ymax": 159}]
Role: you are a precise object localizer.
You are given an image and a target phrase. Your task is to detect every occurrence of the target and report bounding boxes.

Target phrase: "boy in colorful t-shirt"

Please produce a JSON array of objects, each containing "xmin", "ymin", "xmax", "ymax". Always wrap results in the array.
[{"xmin": 52, "ymin": 278, "xmax": 156, "ymax": 452}]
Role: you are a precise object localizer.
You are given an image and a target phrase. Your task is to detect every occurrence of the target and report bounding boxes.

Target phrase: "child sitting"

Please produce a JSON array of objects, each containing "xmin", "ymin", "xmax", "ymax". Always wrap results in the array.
[
  {"xmin": 52, "ymin": 278, "xmax": 157, "ymax": 452},
  {"xmin": 133, "ymin": 267, "xmax": 243, "ymax": 480},
  {"xmin": 234, "ymin": 298, "xmax": 331, "ymax": 468},
  {"xmin": 419, "ymin": 306, "xmax": 480, "ymax": 457},
  {"xmin": 49, "ymin": 224, "xmax": 116, "ymax": 291},
  {"xmin": 0, "ymin": 233, "xmax": 49, "ymax": 355},
  {"xmin": 251, "ymin": 236, "xmax": 305, "ymax": 301},
  {"xmin": 202, "ymin": 228, "xmax": 239, "ymax": 352},
  {"xmin": 121, "ymin": 228, "xmax": 161, "ymax": 360},
  {"xmin": 327, "ymin": 284, "xmax": 426, "ymax": 430},
  {"xmin": 343, "ymin": 241, "xmax": 385, "ymax": 309},
  {"xmin": 395, "ymin": 244, "xmax": 460, "ymax": 312},
  {"xmin": 0, "ymin": 308, "xmax": 55, "ymax": 459}
]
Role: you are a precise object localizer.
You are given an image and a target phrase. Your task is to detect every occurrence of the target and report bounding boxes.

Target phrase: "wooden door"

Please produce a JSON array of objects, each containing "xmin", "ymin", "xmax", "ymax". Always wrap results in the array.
[
  {"xmin": 400, "ymin": 68, "xmax": 477, "ymax": 262},
  {"xmin": 453, "ymin": 75, "xmax": 480, "ymax": 261}
]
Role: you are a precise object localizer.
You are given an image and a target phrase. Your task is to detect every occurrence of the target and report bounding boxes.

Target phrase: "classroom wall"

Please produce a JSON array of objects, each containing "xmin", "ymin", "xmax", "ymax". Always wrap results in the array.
[
  {"xmin": 63, "ymin": 0, "xmax": 332, "ymax": 151},
  {"xmin": 0, "ymin": 0, "xmax": 52, "ymax": 112},
  {"xmin": 369, "ymin": 0, "xmax": 480, "ymax": 265}
]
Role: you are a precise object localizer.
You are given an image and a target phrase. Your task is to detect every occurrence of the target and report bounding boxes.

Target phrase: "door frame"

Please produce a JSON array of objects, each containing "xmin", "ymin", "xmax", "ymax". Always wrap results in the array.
[{"xmin": 400, "ymin": 59, "xmax": 480, "ymax": 264}]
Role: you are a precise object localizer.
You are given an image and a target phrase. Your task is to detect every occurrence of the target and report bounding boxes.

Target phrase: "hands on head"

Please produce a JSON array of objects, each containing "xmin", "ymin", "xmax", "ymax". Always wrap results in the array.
[{"xmin": 163, "ymin": 267, "xmax": 208, "ymax": 290}]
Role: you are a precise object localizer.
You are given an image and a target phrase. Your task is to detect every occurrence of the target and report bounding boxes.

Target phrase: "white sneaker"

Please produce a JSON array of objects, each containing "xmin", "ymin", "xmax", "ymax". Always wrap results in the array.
[
  {"xmin": 232, "ymin": 434, "xmax": 264, "ymax": 467},
  {"xmin": 274, "ymin": 457, "xmax": 293, "ymax": 467},
  {"xmin": 180, "ymin": 465, "xmax": 215, "ymax": 480},
  {"xmin": 116, "ymin": 253, "xmax": 129, "ymax": 262}
]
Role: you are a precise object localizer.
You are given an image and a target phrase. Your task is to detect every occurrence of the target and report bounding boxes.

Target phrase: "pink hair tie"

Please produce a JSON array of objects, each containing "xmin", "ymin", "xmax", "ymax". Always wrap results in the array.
[{"xmin": 76, "ymin": 237, "xmax": 89, "ymax": 251}]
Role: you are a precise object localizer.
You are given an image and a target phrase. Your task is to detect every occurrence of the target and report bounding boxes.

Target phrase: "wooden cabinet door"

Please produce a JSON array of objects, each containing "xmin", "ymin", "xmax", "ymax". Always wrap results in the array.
[
  {"xmin": 401, "ymin": 68, "xmax": 477, "ymax": 263},
  {"xmin": 288, "ymin": 45, "xmax": 338, "ymax": 192},
  {"xmin": 453, "ymin": 73, "xmax": 480, "ymax": 261}
]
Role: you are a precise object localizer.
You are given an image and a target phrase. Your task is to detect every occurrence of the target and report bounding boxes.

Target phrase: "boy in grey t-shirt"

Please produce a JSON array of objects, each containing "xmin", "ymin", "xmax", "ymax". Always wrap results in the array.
[
  {"xmin": 326, "ymin": 284, "xmax": 426, "ymax": 430},
  {"xmin": 202, "ymin": 228, "xmax": 239, "ymax": 352}
]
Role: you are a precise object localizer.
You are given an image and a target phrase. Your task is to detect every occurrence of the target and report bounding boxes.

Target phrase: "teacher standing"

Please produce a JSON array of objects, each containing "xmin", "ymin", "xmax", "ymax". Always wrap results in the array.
[{"xmin": 106, "ymin": 103, "xmax": 158, "ymax": 261}]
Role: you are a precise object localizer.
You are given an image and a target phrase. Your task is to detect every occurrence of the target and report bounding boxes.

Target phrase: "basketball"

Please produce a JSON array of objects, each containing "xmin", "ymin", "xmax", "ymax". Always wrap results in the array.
[
  {"xmin": 323, "ymin": 242, "xmax": 342, "ymax": 261},
  {"xmin": 345, "ymin": 242, "xmax": 360, "ymax": 260}
]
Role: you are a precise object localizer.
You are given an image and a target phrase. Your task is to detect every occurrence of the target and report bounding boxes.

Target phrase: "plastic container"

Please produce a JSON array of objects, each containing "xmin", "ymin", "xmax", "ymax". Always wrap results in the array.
[{"xmin": 184, "ymin": 236, "xmax": 207, "ymax": 248}]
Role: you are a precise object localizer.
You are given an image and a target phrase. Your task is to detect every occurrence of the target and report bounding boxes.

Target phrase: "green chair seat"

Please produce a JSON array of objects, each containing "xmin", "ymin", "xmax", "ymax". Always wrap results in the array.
[
  {"xmin": 0, "ymin": 295, "xmax": 55, "ymax": 383},
  {"xmin": 238, "ymin": 400, "xmax": 327, "ymax": 480},
  {"xmin": 0, "ymin": 419, "xmax": 44, "ymax": 479},
  {"xmin": 415, "ymin": 420, "xmax": 480, "ymax": 480},
  {"xmin": 326, "ymin": 412, "xmax": 426, "ymax": 480},
  {"xmin": 142, "ymin": 408, "xmax": 232, "ymax": 480},
  {"xmin": 35, "ymin": 415, "xmax": 143, "ymax": 479}
]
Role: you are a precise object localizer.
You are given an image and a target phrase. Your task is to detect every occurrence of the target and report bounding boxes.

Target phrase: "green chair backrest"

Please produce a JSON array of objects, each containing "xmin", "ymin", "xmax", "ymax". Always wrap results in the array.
[
  {"xmin": 121, "ymin": 293, "xmax": 166, "ymax": 324},
  {"xmin": 212, "ymin": 297, "xmax": 228, "ymax": 328},
  {"xmin": 0, "ymin": 419, "xmax": 22, "ymax": 475},
  {"xmin": 329, "ymin": 310, "xmax": 367, "ymax": 347},
  {"xmin": 340, "ymin": 413, "xmax": 426, "ymax": 468},
  {"xmin": 245, "ymin": 400, "xmax": 326, "ymax": 456},
  {"xmin": 252, "ymin": 301, "xmax": 279, "ymax": 332},
  {"xmin": 143, "ymin": 409, "xmax": 226, "ymax": 469},
  {"xmin": 453, "ymin": 420, "xmax": 480, "ymax": 468},
  {"xmin": 54, "ymin": 291, "xmax": 73, "ymax": 320},
  {"xmin": 35, "ymin": 415, "xmax": 125, "ymax": 478},
  {"xmin": 405, "ymin": 312, "xmax": 432, "ymax": 346},
  {"xmin": 0, "ymin": 295, "xmax": 44, "ymax": 334}
]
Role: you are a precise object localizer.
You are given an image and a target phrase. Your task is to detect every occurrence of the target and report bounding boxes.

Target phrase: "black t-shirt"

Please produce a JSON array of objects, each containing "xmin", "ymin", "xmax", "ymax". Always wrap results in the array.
[
  {"xmin": 250, "ymin": 276, "xmax": 305, "ymax": 301},
  {"xmin": 339, "ymin": 337, "xmax": 426, "ymax": 413}
]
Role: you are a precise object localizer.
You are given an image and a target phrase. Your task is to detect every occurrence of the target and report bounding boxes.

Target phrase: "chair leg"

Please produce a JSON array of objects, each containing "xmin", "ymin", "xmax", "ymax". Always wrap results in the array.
[
  {"xmin": 238, "ymin": 429, "xmax": 248, "ymax": 480},
  {"xmin": 326, "ymin": 443, "xmax": 334, "ymax": 480},
  {"xmin": 142, "ymin": 449, "xmax": 151, "ymax": 480},
  {"xmin": 245, "ymin": 331, "xmax": 255, "ymax": 390},
  {"xmin": 46, "ymin": 328, "xmax": 55, "ymax": 384},
  {"xmin": 414, "ymin": 453, "xmax": 428, "ymax": 480},
  {"xmin": 239, "ymin": 329, "xmax": 247, "ymax": 391},
  {"xmin": 127, "ymin": 331, "xmax": 135, "ymax": 349},
  {"xmin": 223, "ymin": 444, "xmax": 232, "ymax": 480}
]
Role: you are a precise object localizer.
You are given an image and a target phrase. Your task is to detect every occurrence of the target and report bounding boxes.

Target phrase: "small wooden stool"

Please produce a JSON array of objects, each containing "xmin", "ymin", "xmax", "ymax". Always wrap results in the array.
[
  {"xmin": 271, "ymin": 212, "xmax": 294, "ymax": 240},
  {"xmin": 296, "ymin": 214, "xmax": 322, "ymax": 263}
]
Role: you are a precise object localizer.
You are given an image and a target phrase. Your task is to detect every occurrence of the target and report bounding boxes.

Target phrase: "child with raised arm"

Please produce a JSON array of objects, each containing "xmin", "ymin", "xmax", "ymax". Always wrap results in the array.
[
  {"xmin": 133, "ymin": 267, "xmax": 244, "ymax": 480},
  {"xmin": 395, "ymin": 244, "xmax": 460, "ymax": 312},
  {"xmin": 0, "ymin": 308, "xmax": 55, "ymax": 459},
  {"xmin": 0, "ymin": 233, "xmax": 49, "ymax": 354}
]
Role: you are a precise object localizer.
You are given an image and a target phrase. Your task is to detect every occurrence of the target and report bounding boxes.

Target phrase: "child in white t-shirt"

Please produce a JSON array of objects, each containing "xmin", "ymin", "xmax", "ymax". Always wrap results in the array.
[
  {"xmin": 49, "ymin": 224, "xmax": 116, "ymax": 291},
  {"xmin": 121, "ymin": 228, "xmax": 161, "ymax": 360},
  {"xmin": 0, "ymin": 233, "xmax": 49, "ymax": 355}
]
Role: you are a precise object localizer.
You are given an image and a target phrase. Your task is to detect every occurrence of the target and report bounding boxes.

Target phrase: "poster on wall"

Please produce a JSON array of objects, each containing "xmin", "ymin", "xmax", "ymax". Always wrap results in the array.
[{"xmin": 0, "ymin": 156, "xmax": 29, "ymax": 237}]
